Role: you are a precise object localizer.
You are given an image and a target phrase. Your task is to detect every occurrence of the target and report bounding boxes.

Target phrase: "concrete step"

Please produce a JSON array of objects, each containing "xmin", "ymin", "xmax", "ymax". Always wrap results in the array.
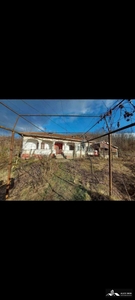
[{"xmin": 56, "ymin": 154, "xmax": 64, "ymax": 159}]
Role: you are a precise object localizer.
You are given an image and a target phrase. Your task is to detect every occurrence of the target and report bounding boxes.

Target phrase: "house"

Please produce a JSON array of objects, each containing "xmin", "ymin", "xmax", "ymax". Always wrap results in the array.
[
  {"xmin": 85, "ymin": 142, "xmax": 99, "ymax": 156},
  {"xmin": 86, "ymin": 141, "xmax": 118, "ymax": 158},
  {"xmin": 20, "ymin": 132, "xmax": 87, "ymax": 159},
  {"xmin": 20, "ymin": 133, "xmax": 118, "ymax": 160}
]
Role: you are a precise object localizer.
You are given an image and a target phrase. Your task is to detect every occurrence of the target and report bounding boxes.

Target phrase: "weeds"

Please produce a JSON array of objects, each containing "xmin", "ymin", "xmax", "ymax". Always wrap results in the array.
[{"xmin": 0, "ymin": 135, "xmax": 135, "ymax": 201}]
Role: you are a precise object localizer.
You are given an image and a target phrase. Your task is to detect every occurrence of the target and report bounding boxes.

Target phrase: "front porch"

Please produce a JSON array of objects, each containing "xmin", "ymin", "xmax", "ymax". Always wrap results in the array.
[{"xmin": 21, "ymin": 137, "xmax": 85, "ymax": 159}]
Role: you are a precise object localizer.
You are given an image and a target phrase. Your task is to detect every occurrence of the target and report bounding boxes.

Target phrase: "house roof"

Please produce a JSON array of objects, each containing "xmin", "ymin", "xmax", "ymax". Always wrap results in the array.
[
  {"xmin": 20, "ymin": 132, "xmax": 82, "ymax": 142},
  {"xmin": 91, "ymin": 141, "xmax": 118, "ymax": 149},
  {"xmin": 103, "ymin": 141, "xmax": 118, "ymax": 149}
]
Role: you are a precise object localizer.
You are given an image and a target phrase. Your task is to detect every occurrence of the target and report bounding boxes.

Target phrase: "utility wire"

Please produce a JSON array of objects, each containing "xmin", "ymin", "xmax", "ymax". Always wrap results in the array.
[
  {"xmin": 0, "ymin": 101, "xmax": 49, "ymax": 134},
  {"xmin": 60, "ymin": 100, "xmax": 68, "ymax": 132},
  {"xmin": 22, "ymin": 100, "xmax": 47, "ymax": 115},
  {"xmin": 42, "ymin": 99, "xmax": 76, "ymax": 132},
  {"xmin": 81, "ymin": 99, "xmax": 126, "ymax": 140},
  {"xmin": 7, "ymin": 100, "xmax": 27, "ymax": 114},
  {"xmin": 47, "ymin": 99, "xmax": 85, "ymax": 131},
  {"xmin": 31, "ymin": 99, "xmax": 69, "ymax": 132},
  {"xmin": 21, "ymin": 99, "xmax": 68, "ymax": 132}
]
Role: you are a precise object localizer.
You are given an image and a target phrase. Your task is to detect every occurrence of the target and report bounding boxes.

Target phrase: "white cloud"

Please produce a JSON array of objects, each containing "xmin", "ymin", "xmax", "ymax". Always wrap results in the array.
[
  {"xmin": 62, "ymin": 100, "xmax": 96, "ymax": 114},
  {"xmin": 102, "ymin": 99, "xmax": 115, "ymax": 108}
]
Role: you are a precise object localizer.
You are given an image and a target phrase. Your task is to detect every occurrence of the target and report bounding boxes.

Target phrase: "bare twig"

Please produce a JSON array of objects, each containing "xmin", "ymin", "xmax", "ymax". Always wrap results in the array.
[{"xmin": 121, "ymin": 178, "xmax": 131, "ymax": 201}]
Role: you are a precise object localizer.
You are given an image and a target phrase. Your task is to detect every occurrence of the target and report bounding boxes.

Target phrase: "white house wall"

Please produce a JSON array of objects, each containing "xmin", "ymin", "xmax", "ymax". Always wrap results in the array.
[
  {"xmin": 23, "ymin": 139, "xmax": 37, "ymax": 149},
  {"xmin": 21, "ymin": 136, "xmax": 85, "ymax": 159},
  {"xmin": 64, "ymin": 144, "xmax": 69, "ymax": 151}
]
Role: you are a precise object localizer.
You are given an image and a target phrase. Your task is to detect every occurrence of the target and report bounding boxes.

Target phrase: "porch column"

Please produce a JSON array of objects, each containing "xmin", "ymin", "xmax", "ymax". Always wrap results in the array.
[
  {"xmin": 52, "ymin": 141, "xmax": 55, "ymax": 152},
  {"xmin": 63, "ymin": 142, "xmax": 67, "ymax": 151},
  {"xmin": 73, "ymin": 143, "xmax": 76, "ymax": 158},
  {"xmin": 75, "ymin": 144, "xmax": 78, "ymax": 152}
]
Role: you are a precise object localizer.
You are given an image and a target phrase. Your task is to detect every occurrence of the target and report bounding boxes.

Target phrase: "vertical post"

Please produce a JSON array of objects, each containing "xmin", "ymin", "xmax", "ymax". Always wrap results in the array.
[
  {"xmin": 5, "ymin": 115, "xmax": 20, "ymax": 200},
  {"xmin": 5, "ymin": 130, "xmax": 15, "ymax": 199},
  {"xmin": 108, "ymin": 133, "xmax": 112, "ymax": 197},
  {"xmin": 73, "ymin": 143, "xmax": 75, "ymax": 158},
  {"xmin": 19, "ymin": 134, "xmax": 23, "ymax": 157}
]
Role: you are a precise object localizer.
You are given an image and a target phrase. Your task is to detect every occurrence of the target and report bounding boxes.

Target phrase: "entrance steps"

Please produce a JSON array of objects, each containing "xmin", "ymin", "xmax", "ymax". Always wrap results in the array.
[{"xmin": 56, "ymin": 154, "xmax": 65, "ymax": 159}]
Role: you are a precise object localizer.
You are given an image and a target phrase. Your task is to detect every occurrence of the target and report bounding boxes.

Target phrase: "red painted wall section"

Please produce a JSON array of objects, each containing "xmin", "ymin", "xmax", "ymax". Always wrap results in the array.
[{"xmin": 54, "ymin": 143, "xmax": 63, "ymax": 150}]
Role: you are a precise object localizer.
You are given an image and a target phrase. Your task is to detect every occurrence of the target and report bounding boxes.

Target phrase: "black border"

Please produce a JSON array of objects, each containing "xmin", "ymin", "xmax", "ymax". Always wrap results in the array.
[
  {"xmin": 0, "ymin": 65, "xmax": 135, "ymax": 99},
  {"xmin": 0, "ymin": 200, "xmax": 134, "ymax": 296},
  {"xmin": 1, "ymin": 20, "xmax": 134, "ymax": 299},
  {"xmin": 0, "ymin": 100, "xmax": 135, "ymax": 297}
]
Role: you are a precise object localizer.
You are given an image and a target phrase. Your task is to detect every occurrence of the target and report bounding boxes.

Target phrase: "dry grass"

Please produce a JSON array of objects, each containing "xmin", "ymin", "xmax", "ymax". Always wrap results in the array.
[
  {"xmin": 0, "ymin": 156, "xmax": 133, "ymax": 201},
  {"xmin": 0, "ymin": 136, "xmax": 135, "ymax": 201}
]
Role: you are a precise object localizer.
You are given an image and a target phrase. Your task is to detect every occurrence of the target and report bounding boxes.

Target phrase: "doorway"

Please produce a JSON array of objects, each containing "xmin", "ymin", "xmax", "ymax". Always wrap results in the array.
[{"xmin": 54, "ymin": 142, "xmax": 63, "ymax": 154}]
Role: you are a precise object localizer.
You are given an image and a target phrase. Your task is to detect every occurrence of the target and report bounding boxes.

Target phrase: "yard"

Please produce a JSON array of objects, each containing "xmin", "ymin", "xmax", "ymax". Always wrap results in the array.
[{"xmin": 0, "ymin": 152, "xmax": 135, "ymax": 200}]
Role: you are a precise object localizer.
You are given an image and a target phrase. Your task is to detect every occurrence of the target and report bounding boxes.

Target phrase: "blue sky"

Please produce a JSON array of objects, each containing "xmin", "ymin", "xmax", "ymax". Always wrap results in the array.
[{"xmin": 0, "ymin": 99, "xmax": 135, "ymax": 136}]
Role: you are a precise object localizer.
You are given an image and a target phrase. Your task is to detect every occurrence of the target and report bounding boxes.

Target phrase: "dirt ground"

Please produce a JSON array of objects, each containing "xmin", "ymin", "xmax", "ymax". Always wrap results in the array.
[{"xmin": 0, "ymin": 154, "xmax": 135, "ymax": 201}]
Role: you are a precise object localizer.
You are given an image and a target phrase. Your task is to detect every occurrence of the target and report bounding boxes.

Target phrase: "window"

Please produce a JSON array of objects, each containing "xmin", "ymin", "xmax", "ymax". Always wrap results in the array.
[
  {"xmin": 37, "ymin": 142, "xmax": 39, "ymax": 149},
  {"xmin": 69, "ymin": 145, "xmax": 74, "ymax": 150}
]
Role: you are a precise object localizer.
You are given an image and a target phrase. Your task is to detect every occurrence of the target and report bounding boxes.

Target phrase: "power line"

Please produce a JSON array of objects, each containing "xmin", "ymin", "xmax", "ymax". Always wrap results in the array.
[
  {"xmin": 0, "ymin": 101, "xmax": 47, "ymax": 134},
  {"xmin": 82, "ymin": 116, "xmax": 100, "ymax": 133},
  {"xmin": 42, "ymin": 99, "xmax": 77, "ymax": 132},
  {"xmin": 1, "ymin": 99, "xmax": 133, "ymax": 141},
  {"xmin": 60, "ymin": 100, "xmax": 68, "ymax": 132},
  {"xmin": 7, "ymin": 100, "xmax": 27, "ymax": 114},
  {"xmin": 81, "ymin": 99, "xmax": 126, "ymax": 138},
  {"xmin": 43, "ymin": 100, "xmax": 84, "ymax": 128},
  {"xmin": 40, "ymin": 101, "xmax": 71, "ymax": 132},
  {"xmin": 18, "ymin": 101, "xmax": 100, "ymax": 135},
  {"xmin": 78, "ymin": 101, "xmax": 117, "ymax": 140},
  {"xmin": 19, "ymin": 114, "xmax": 100, "ymax": 117},
  {"xmin": 21, "ymin": 100, "xmax": 46, "ymax": 114},
  {"xmin": 22, "ymin": 99, "xmax": 69, "ymax": 132}
]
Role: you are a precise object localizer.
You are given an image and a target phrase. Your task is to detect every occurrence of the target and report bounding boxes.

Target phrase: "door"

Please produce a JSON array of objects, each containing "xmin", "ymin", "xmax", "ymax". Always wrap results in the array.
[
  {"xmin": 55, "ymin": 143, "xmax": 62, "ymax": 154},
  {"xmin": 55, "ymin": 145, "xmax": 59, "ymax": 154}
]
